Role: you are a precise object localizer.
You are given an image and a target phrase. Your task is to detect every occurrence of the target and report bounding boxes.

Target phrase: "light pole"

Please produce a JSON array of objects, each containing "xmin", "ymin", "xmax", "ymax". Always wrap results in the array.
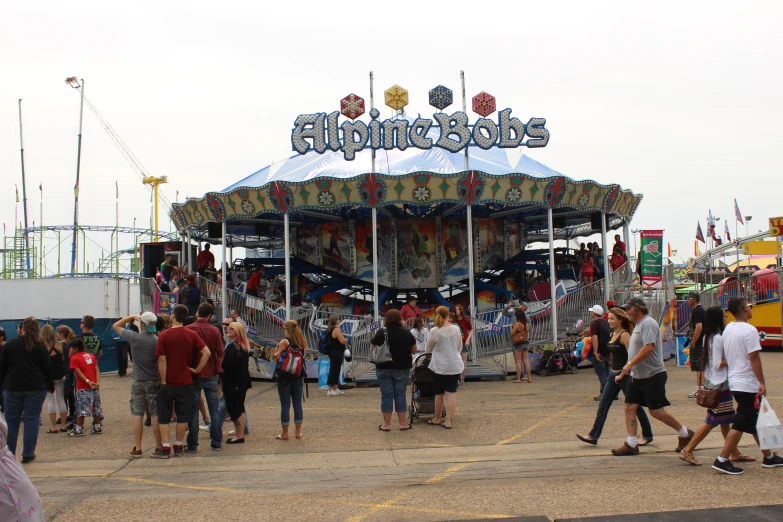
[
  {"xmin": 744, "ymin": 216, "xmax": 752, "ymax": 238},
  {"xmin": 66, "ymin": 76, "xmax": 84, "ymax": 275}
]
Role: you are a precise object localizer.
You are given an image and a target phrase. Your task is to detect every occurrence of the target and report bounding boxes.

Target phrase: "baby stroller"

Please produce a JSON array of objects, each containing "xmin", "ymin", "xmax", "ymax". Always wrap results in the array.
[
  {"xmin": 536, "ymin": 340, "xmax": 579, "ymax": 377},
  {"xmin": 407, "ymin": 353, "xmax": 445, "ymax": 424}
]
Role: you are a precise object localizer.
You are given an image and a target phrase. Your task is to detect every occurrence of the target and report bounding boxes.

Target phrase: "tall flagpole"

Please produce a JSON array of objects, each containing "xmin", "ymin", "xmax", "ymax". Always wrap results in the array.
[
  {"xmin": 461, "ymin": 71, "xmax": 476, "ymax": 317},
  {"xmin": 39, "ymin": 183, "xmax": 43, "ymax": 277},
  {"xmin": 18, "ymin": 99, "xmax": 31, "ymax": 275}
]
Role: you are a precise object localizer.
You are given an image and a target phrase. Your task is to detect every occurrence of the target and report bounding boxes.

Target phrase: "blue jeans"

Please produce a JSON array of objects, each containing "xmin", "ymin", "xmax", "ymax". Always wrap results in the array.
[
  {"xmin": 590, "ymin": 355, "xmax": 611, "ymax": 393},
  {"xmin": 218, "ymin": 394, "xmax": 250, "ymax": 434},
  {"xmin": 188, "ymin": 376, "xmax": 221, "ymax": 449},
  {"xmin": 277, "ymin": 379, "xmax": 304, "ymax": 426},
  {"xmin": 376, "ymin": 369, "xmax": 408, "ymax": 413},
  {"xmin": 589, "ymin": 371, "xmax": 653, "ymax": 440},
  {"xmin": 4, "ymin": 390, "xmax": 48, "ymax": 457}
]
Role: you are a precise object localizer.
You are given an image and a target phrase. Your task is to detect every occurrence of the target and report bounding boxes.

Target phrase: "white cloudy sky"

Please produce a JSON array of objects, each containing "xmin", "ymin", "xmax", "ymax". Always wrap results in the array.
[{"xmin": 1, "ymin": 0, "xmax": 780, "ymax": 272}]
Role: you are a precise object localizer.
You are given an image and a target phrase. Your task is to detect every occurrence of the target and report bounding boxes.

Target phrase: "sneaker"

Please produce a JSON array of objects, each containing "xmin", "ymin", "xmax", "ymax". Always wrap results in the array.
[
  {"xmin": 68, "ymin": 429, "xmax": 84, "ymax": 437},
  {"xmin": 688, "ymin": 390, "xmax": 698, "ymax": 398},
  {"xmin": 712, "ymin": 458, "xmax": 744, "ymax": 475},
  {"xmin": 211, "ymin": 444, "xmax": 221, "ymax": 451},
  {"xmin": 185, "ymin": 446, "xmax": 198, "ymax": 454},
  {"xmin": 611, "ymin": 442, "xmax": 639, "ymax": 456},
  {"xmin": 21, "ymin": 455, "xmax": 36, "ymax": 464},
  {"xmin": 172, "ymin": 444, "xmax": 184, "ymax": 457},
  {"xmin": 336, "ymin": 389, "xmax": 345, "ymax": 395},
  {"xmin": 129, "ymin": 447, "xmax": 143, "ymax": 458},
  {"xmin": 593, "ymin": 395, "xmax": 601, "ymax": 401},
  {"xmin": 327, "ymin": 390, "xmax": 339, "ymax": 397},
  {"xmin": 91, "ymin": 426, "xmax": 103, "ymax": 435},
  {"xmin": 762, "ymin": 452, "xmax": 783, "ymax": 468},
  {"xmin": 65, "ymin": 423, "xmax": 75, "ymax": 431},
  {"xmin": 144, "ymin": 417, "xmax": 152, "ymax": 427},
  {"xmin": 152, "ymin": 446, "xmax": 171, "ymax": 459},
  {"xmin": 199, "ymin": 425, "xmax": 210, "ymax": 432},
  {"xmin": 675, "ymin": 429, "xmax": 695, "ymax": 453}
]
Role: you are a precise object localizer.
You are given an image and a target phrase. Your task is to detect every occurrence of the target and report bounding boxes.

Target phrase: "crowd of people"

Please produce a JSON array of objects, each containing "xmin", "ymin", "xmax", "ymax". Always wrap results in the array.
[{"xmin": 0, "ymin": 288, "xmax": 779, "ymax": 482}]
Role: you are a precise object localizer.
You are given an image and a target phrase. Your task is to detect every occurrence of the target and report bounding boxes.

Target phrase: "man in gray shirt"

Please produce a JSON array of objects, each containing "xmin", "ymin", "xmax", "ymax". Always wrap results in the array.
[
  {"xmin": 611, "ymin": 297, "xmax": 693, "ymax": 456},
  {"xmin": 113, "ymin": 312, "xmax": 162, "ymax": 457}
]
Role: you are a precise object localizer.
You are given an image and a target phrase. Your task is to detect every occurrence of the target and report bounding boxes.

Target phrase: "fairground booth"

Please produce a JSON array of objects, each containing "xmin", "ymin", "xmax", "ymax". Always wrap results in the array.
[{"xmin": 170, "ymin": 75, "xmax": 643, "ymax": 381}]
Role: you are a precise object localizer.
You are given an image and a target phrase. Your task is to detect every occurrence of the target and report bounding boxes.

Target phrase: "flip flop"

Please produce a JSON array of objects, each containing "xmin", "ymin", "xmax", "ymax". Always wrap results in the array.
[
  {"xmin": 441, "ymin": 423, "xmax": 452, "ymax": 429},
  {"xmin": 637, "ymin": 438, "xmax": 653, "ymax": 446},
  {"xmin": 426, "ymin": 419, "xmax": 442, "ymax": 426},
  {"xmin": 730, "ymin": 454, "xmax": 757, "ymax": 462},
  {"xmin": 46, "ymin": 429, "xmax": 60, "ymax": 434},
  {"xmin": 399, "ymin": 426, "xmax": 412, "ymax": 431},
  {"xmin": 679, "ymin": 452, "xmax": 702, "ymax": 466},
  {"xmin": 378, "ymin": 425, "xmax": 391, "ymax": 432},
  {"xmin": 275, "ymin": 434, "xmax": 288, "ymax": 440}
]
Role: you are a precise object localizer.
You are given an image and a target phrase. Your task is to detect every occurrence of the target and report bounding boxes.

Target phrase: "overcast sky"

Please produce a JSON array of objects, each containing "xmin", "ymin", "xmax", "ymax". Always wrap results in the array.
[{"xmin": 1, "ymin": 1, "xmax": 780, "ymax": 272}]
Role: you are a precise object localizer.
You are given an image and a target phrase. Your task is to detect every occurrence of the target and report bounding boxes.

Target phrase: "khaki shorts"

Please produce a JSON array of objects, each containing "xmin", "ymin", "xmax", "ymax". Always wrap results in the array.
[{"xmin": 130, "ymin": 380, "xmax": 160, "ymax": 417}]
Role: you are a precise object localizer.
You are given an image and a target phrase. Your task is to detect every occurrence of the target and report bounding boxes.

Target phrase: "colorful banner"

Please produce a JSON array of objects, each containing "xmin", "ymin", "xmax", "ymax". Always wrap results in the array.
[
  {"xmin": 505, "ymin": 221, "xmax": 523, "ymax": 260},
  {"xmin": 397, "ymin": 219, "xmax": 438, "ymax": 289},
  {"xmin": 321, "ymin": 222, "xmax": 353, "ymax": 276},
  {"xmin": 441, "ymin": 217, "xmax": 469, "ymax": 285},
  {"xmin": 355, "ymin": 220, "xmax": 393, "ymax": 287},
  {"xmin": 155, "ymin": 292, "xmax": 178, "ymax": 314},
  {"xmin": 296, "ymin": 225, "xmax": 320, "ymax": 266},
  {"xmin": 477, "ymin": 218, "xmax": 504, "ymax": 271},
  {"xmin": 640, "ymin": 230, "xmax": 664, "ymax": 287}
]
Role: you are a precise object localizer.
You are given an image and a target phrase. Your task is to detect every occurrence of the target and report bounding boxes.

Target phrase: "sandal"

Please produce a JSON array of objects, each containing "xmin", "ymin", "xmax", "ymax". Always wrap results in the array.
[
  {"xmin": 513, "ymin": 380, "xmax": 523, "ymax": 383},
  {"xmin": 679, "ymin": 451, "xmax": 702, "ymax": 466},
  {"xmin": 378, "ymin": 425, "xmax": 391, "ymax": 432},
  {"xmin": 441, "ymin": 423, "xmax": 452, "ymax": 429},
  {"xmin": 527, "ymin": 378, "xmax": 533, "ymax": 383},
  {"xmin": 426, "ymin": 419, "xmax": 442, "ymax": 426},
  {"xmin": 226, "ymin": 438, "xmax": 245, "ymax": 444},
  {"xmin": 275, "ymin": 434, "xmax": 288, "ymax": 440},
  {"xmin": 399, "ymin": 425, "xmax": 412, "ymax": 431},
  {"xmin": 46, "ymin": 429, "xmax": 60, "ymax": 434},
  {"xmin": 730, "ymin": 454, "xmax": 757, "ymax": 462}
]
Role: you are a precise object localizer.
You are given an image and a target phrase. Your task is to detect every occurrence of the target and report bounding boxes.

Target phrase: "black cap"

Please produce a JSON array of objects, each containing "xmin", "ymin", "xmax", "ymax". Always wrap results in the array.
[
  {"xmin": 687, "ymin": 291, "xmax": 700, "ymax": 300},
  {"xmin": 621, "ymin": 297, "xmax": 647, "ymax": 310}
]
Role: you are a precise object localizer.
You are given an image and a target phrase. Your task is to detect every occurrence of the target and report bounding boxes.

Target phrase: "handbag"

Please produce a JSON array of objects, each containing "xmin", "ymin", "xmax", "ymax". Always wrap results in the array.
[
  {"xmin": 695, "ymin": 386, "xmax": 720, "ymax": 409},
  {"xmin": 369, "ymin": 327, "xmax": 393, "ymax": 365},
  {"xmin": 512, "ymin": 323, "xmax": 528, "ymax": 345}
]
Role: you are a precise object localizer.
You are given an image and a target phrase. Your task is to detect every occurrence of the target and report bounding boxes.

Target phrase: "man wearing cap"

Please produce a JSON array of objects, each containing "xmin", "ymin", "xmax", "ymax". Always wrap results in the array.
[
  {"xmin": 113, "ymin": 313, "xmax": 162, "ymax": 457},
  {"xmin": 588, "ymin": 305, "xmax": 612, "ymax": 400},
  {"xmin": 604, "ymin": 300, "xmax": 615, "ymax": 320},
  {"xmin": 612, "ymin": 297, "xmax": 693, "ymax": 456},
  {"xmin": 685, "ymin": 291, "xmax": 705, "ymax": 398},
  {"xmin": 400, "ymin": 296, "xmax": 424, "ymax": 324}
]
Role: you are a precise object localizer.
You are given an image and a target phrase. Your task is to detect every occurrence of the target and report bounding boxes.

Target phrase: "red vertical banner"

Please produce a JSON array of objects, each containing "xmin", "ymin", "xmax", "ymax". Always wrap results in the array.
[{"xmin": 639, "ymin": 230, "xmax": 664, "ymax": 287}]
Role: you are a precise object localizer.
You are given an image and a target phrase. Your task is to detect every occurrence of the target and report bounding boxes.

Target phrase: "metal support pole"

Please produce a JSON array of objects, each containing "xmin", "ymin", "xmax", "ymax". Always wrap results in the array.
[
  {"xmin": 18, "ymin": 100, "xmax": 31, "ymax": 274},
  {"xmin": 370, "ymin": 71, "xmax": 379, "ymax": 321},
  {"xmin": 70, "ymin": 80, "xmax": 85, "ymax": 274},
  {"xmin": 601, "ymin": 211, "xmax": 609, "ymax": 305},
  {"xmin": 284, "ymin": 212, "xmax": 291, "ymax": 320},
  {"xmin": 187, "ymin": 230, "xmax": 194, "ymax": 275},
  {"xmin": 180, "ymin": 233, "xmax": 185, "ymax": 268},
  {"xmin": 461, "ymin": 70, "xmax": 476, "ymax": 315},
  {"xmin": 221, "ymin": 221, "xmax": 228, "ymax": 320},
  {"xmin": 548, "ymin": 208, "xmax": 558, "ymax": 345}
]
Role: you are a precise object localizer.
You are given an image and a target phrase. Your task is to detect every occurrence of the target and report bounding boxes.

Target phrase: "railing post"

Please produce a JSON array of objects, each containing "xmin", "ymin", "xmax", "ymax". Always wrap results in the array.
[
  {"xmin": 221, "ymin": 221, "xmax": 228, "ymax": 321},
  {"xmin": 284, "ymin": 212, "xmax": 291, "ymax": 321},
  {"xmin": 601, "ymin": 211, "xmax": 609, "ymax": 306}
]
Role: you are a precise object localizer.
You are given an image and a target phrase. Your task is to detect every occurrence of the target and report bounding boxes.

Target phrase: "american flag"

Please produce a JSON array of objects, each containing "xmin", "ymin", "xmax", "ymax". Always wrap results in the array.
[{"xmin": 696, "ymin": 221, "xmax": 705, "ymax": 243}]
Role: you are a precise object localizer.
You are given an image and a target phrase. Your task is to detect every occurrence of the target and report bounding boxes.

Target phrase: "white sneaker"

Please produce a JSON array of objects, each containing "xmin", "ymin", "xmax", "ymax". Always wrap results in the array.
[
  {"xmin": 336, "ymin": 389, "xmax": 345, "ymax": 395},
  {"xmin": 228, "ymin": 429, "xmax": 236, "ymax": 435},
  {"xmin": 327, "ymin": 390, "xmax": 339, "ymax": 397},
  {"xmin": 199, "ymin": 425, "xmax": 210, "ymax": 432}
]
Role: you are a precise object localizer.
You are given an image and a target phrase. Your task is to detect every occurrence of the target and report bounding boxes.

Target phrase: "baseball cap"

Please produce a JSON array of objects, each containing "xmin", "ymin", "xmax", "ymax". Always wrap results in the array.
[
  {"xmin": 687, "ymin": 291, "xmax": 699, "ymax": 299},
  {"xmin": 588, "ymin": 305, "xmax": 604, "ymax": 315},
  {"xmin": 620, "ymin": 297, "xmax": 647, "ymax": 310},
  {"xmin": 140, "ymin": 312, "xmax": 158, "ymax": 333},
  {"xmin": 606, "ymin": 300, "xmax": 615, "ymax": 308}
]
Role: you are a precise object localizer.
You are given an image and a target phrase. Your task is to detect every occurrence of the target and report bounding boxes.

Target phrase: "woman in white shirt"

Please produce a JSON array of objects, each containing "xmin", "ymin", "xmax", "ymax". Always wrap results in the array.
[
  {"xmin": 680, "ymin": 306, "xmax": 755, "ymax": 466},
  {"xmin": 425, "ymin": 306, "xmax": 464, "ymax": 429},
  {"xmin": 411, "ymin": 317, "xmax": 429, "ymax": 353}
]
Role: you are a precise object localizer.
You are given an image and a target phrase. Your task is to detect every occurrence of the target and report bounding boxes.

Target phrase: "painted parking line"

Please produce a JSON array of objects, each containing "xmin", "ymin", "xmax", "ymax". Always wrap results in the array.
[{"xmin": 495, "ymin": 397, "xmax": 593, "ymax": 446}]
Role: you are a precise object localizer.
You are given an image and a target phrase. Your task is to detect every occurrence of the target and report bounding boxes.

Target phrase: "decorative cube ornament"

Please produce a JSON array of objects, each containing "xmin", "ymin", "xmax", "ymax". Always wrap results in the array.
[
  {"xmin": 428, "ymin": 85, "xmax": 453, "ymax": 111},
  {"xmin": 472, "ymin": 91, "xmax": 496, "ymax": 117},
  {"xmin": 340, "ymin": 93, "xmax": 365, "ymax": 120},
  {"xmin": 384, "ymin": 85, "xmax": 408, "ymax": 111}
]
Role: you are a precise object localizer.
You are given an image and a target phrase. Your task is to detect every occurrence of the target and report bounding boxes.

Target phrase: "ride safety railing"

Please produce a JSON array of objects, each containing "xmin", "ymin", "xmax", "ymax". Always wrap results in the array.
[{"xmin": 140, "ymin": 277, "xmax": 161, "ymax": 315}]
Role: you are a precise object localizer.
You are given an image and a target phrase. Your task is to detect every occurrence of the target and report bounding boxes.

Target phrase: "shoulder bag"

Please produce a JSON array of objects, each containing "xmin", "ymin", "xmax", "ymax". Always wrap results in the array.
[
  {"xmin": 512, "ymin": 323, "xmax": 528, "ymax": 345},
  {"xmin": 369, "ymin": 327, "xmax": 393, "ymax": 365},
  {"xmin": 696, "ymin": 386, "xmax": 720, "ymax": 409}
]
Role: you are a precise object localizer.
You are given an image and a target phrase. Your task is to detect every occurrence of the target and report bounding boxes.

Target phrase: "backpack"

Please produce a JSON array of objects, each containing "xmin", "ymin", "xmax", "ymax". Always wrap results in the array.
[
  {"xmin": 275, "ymin": 339, "xmax": 306, "ymax": 383},
  {"xmin": 596, "ymin": 319, "xmax": 611, "ymax": 356},
  {"xmin": 318, "ymin": 331, "xmax": 330, "ymax": 356},
  {"xmin": 187, "ymin": 285, "xmax": 201, "ymax": 305}
]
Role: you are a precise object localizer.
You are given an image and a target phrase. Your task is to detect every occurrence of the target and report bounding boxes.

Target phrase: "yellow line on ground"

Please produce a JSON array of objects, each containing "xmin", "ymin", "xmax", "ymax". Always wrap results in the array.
[
  {"xmin": 345, "ymin": 462, "xmax": 473, "ymax": 522},
  {"xmin": 327, "ymin": 496, "xmax": 511, "ymax": 519},
  {"xmin": 111, "ymin": 477, "xmax": 235, "ymax": 492},
  {"xmin": 495, "ymin": 398, "xmax": 592, "ymax": 446}
]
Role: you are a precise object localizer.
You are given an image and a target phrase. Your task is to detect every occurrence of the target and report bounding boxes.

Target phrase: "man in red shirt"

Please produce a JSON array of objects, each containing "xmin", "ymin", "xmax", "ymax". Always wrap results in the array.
[
  {"xmin": 67, "ymin": 338, "xmax": 102, "ymax": 437},
  {"xmin": 614, "ymin": 234, "xmax": 626, "ymax": 254},
  {"xmin": 153, "ymin": 304, "xmax": 210, "ymax": 458},
  {"xmin": 246, "ymin": 265, "xmax": 265, "ymax": 298},
  {"xmin": 196, "ymin": 243, "xmax": 215, "ymax": 276},
  {"xmin": 399, "ymin": 296, "xmax": 424, "ymax": 324},
  {"xmin": 185, "ymin": 302, "xmax": 225, "ymax": 452}
]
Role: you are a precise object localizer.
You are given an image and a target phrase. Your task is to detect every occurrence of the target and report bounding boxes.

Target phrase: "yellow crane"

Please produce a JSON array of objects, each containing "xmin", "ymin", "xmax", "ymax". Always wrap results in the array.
[{"xmin": 142, "ymin": 176, "xmax": 168, "ymax": 241}]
